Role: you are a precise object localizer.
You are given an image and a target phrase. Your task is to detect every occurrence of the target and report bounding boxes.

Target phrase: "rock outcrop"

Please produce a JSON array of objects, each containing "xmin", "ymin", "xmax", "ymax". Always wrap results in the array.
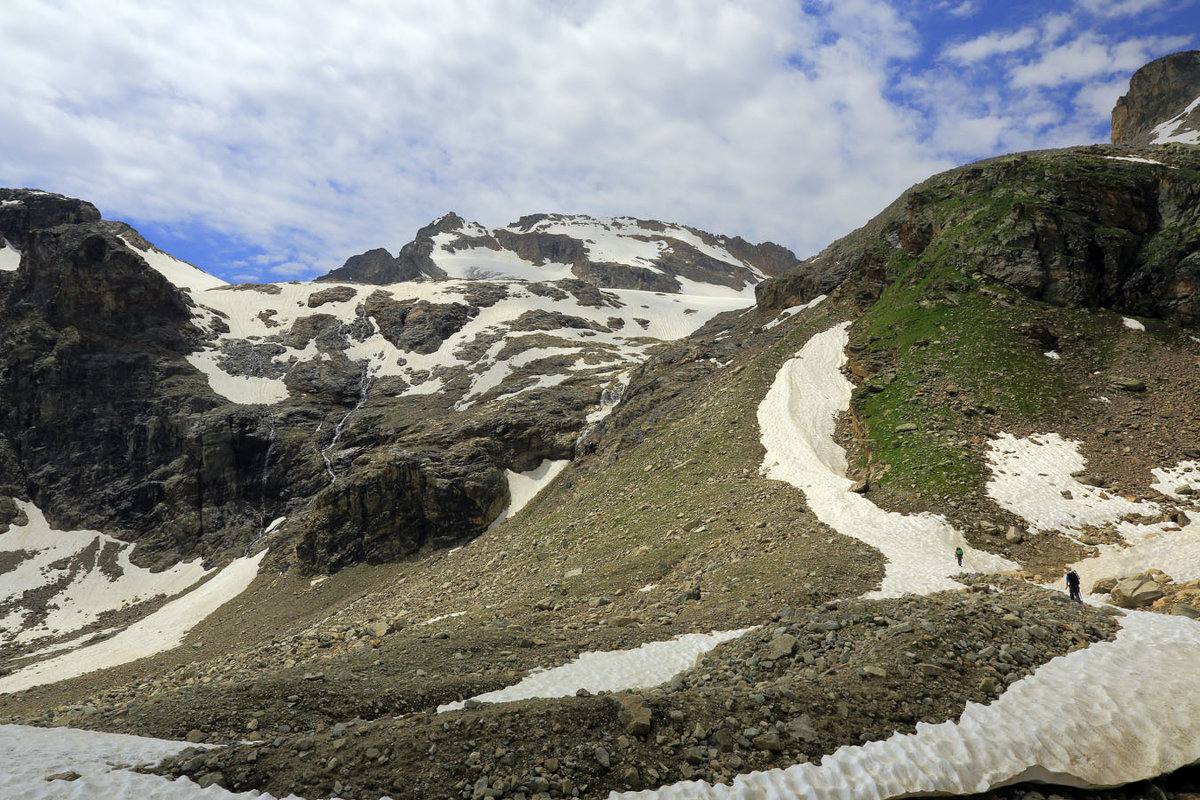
[
  {"xmin": 1112, "ymin": 50, "xmax": 1200, "ymax": 146},
  {"xmin": 757, "ymin": 145, "xmax": 1200, "ymax": 325}
]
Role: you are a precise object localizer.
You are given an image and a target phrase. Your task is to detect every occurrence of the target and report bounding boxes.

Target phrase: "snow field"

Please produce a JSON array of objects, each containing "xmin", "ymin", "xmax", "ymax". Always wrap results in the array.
[
  {"xmin": 0, "ymin": 550, "xmax": 265, "ymax": 694},
  {"xmin": 438, "ymin": 629, "xmax": 753, "ymax": 713},
  {"xmin": 169, "ymin": 270, "xmax": 749, "ymax": 405},
  {"xmin": 0, "ymin": 723, "xmax": 335, "ymax": 800},
  {"xmin": 507, "ymin": 216, "xmax": 764, "ymax": 284},
  {"xmin": 1151, "ymin": 460, "xmax": 1200, "ymax": 500},
  {"xmin": 614, "ymin": 612, "xmax": 1200, "ymax": 800},
  {"xmin": 985, "ymin": 434, "xmax": 1200, "ymax": 589},
  {"xmin": 0, "ymin": 501, "xmax": 209, "ymax": 644},
  {"xmin": 123, "ymin": 236, "xmax": 227, "ymax": 292},
  {"xmin": 757, "ymin": 323, "xmax": 1017, "ymax": 598}
]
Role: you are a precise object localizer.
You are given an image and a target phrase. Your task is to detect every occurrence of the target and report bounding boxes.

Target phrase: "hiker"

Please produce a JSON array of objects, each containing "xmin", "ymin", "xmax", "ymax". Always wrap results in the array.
[
  {"xmin": 1066, "ymin": 570, "xmax": 1082, "ymax": 602},
  {"xmin": 955, "ymin": 547, "xmax": 964, "ymax": 568}
]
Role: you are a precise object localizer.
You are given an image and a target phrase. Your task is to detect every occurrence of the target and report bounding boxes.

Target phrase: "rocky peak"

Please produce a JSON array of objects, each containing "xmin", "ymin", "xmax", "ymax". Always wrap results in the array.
[
  {"xmin": 321, "ymin": 212, "xmax": 798, "ymax": 292},
  {"xmin": 1112, "ymin": 50, "xmax": 1200, "ymax": 145},
  {"xmin": 0, "ymin": 188, "xmax": 101, "ymax": 246}
]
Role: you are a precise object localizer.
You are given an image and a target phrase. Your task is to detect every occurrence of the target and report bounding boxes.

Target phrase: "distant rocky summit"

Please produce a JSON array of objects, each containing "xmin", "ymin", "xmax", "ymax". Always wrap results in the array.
[
  {"xmin": 322, "ymin": 211, "xmax": 798, "ymax": 290},
  {"xmin": 1112, "ymin": 49, "xmax": 1200, "ymax": 145}
]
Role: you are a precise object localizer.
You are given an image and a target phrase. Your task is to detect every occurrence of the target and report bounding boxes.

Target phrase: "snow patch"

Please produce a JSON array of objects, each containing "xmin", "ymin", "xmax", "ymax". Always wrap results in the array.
[
  {"xmin": 1151, "ymin": 460, "xmax": 1200, "ymax": 500},
  {"xmin": 761, "ymin": 295, "xmax": 827, "ymax": 331},
  {"xmin": 0, "ymin": 238, "xmax": 20, "ymax": 271},
  {"xmin": 985, "ymin": 433, "xmax": 1159, "ymax": 532},
  {"xmin": 757, "ymin": 323, "xmax": 1016, "ymax": 598},
  {"xmin": 1151, "ymin": 94, "xmax": 1200, "ymax": 145},
  {"xmin": 185, "ymin": 349, "xmax": 291, "ymax": 405},
  {"xmin": 488, "ymin": 460, "xmax": 570, "ymax": 531},
  {"xmin": 1103, "ymin": 155, "xmax": 1167, "ymax": 166},
  {"xmin": 0, "ymin": 550, "xmax": 265, "ymax": 694},
  {"xmin": 119, "ymin": 235, "xmax": 226, "ymax": 292},
  {"xmin": 438, "ymin": 629, "xmax": 751, "ymax": 713},
  {"xmin": 0, "ymin": 501, "xmax": 210, "ymax": 645}
]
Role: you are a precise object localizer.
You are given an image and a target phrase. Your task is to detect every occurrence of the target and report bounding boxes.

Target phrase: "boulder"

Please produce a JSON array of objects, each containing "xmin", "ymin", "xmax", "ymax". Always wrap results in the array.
[
  {"xmin": 767, "ymin": 633, "xmax": 797, "ymax": 661},
  {"xmin": 1110, "ymin": 577, "xmax": 1166, "ymax": 608},
  {"xmin": 612, "ymin": 693, "xmax": 653, "ymax": 736}
]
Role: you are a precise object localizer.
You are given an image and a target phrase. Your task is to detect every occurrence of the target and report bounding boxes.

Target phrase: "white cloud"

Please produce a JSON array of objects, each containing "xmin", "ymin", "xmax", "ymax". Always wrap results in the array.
[
  {"xmin": 0, "ymin": 0, "xmax": 953, "ymax": 274},
  {"xmin": 947, "ymin": 1, "xmax": 981, "ymax": 18},
  {"xmin": 944, "ymin": 27, "xmax": 1039, "ymax": 63},
  {"xmin": 1076, "ymin": 0, "xmax": 1173, "ymax": 17},
  {"xmin": 1010, "ymin": 32, "xmax": 1191, "ymax": 87}
]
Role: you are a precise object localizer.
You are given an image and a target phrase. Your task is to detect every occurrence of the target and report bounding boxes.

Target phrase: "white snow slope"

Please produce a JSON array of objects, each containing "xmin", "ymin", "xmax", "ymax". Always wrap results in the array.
[
  {"xmin": 0, "ymin": 549, "xmax": 265, "ymax": 694},
  {"xmin": 439, "ymin": 629, "xmax": 752, "ymax": 713},
  {"xmin": 615, "ymin": 611, "xmax": 1200, "ymax": 800},
  {"xmin": 0, "ymin": 723, "xmax": 312, "ymax": 800},
  {"xmin": 1151, "ymin": 94, "xmax": 1200, "ymax": 145},
  {"xmin": 121, "ymin": 221, "xmax": 760, "ymax": 408},
  {"xmin": 0, "ymin": 501, "xmax": 209, "ymax": 646},
  {"xmin": 758, "ymin": 322, "xmax": 1017, "ymax": 598}
]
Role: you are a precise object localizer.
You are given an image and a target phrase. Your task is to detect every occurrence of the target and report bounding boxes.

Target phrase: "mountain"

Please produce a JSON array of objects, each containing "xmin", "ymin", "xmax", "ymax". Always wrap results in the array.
[
  {"xmin": 320, "ymin": 211, "xmax": 797, "ymax": 290},
  {"xmin": 1, "ymin": 57, "xmax": 1199, "ymax": 800},
  {"xmin": 1112, "ymin": 49, "xmax": 1200, "ymax": 145}
]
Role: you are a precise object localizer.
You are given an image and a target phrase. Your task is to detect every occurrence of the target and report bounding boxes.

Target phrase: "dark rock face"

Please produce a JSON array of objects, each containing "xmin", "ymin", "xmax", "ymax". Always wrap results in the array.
[
  {"xmin": 295, "ymin": 451, "xmax": 505, "ymax": 573},
  {"xmin": 757, "ymin": 146, "xmax": 1200, "ymax": 325},
  {"xmin": 362, "ymin": 292, "xmax": 478, "ymax": 354},
  {"xmin": 0, "ymin": 196, "xmax": 583, "ymax": 572},
  {"xmin": 0, "ymin": 189, "xmax": 101, "ymax": 246},
  {"xmin": 1112, "ymin": 50, "xmax": 1200, "ymax": 145}
]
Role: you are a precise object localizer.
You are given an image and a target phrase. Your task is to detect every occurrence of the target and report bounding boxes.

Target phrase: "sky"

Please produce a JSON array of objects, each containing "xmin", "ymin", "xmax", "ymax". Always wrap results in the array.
[{"xmin": 0, "ymin": 0, "xmax": 1193, "ymax": 283}]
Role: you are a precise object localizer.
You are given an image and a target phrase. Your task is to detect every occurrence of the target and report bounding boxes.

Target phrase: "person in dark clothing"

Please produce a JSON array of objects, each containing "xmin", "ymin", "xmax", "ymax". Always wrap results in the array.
[
  {"xmin": 1066, "ymin": 570, "xmax": 1082, "ymax": 602},
  {"xmin": 955, "ymin": 547, "xmax": 964, "ymax": 568}
]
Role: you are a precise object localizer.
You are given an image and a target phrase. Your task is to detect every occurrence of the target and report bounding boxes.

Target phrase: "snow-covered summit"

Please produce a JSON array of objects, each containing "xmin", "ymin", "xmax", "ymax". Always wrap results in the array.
[{"xmin": 322, "ymin": 211, "xmax": 797, "ymax": 297}]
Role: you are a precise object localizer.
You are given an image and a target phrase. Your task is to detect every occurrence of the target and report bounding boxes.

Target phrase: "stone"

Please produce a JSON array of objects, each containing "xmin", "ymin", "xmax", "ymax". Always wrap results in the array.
[
  {"xmin": 45, "ymin": 771, "xmax": 82, "ymax": 782},
  {"xmin": 1110, "ymin": 577, "xmax": 1165, "ymax": 608},
  {"xmin": 895, "ymin": 423, "xmax": 918, "ymax": 433},
  {"xmin": 365, "ymin": 621, "xmax": 390, "ymax": 638},
  {"xmin": 1091, "ymin": 577, "xmax": 1118, "ymax": 595},
  {"xmin": 752, "ymin": 731, "xmax": 784, "ymax": 752},
  {"xmin": 1112, "ymin": 378, "xmax": 1147, "ymax": 392},
  {"xmin": 1005, "ymin": 527, "xmax": 1024, "ymax": 544},
  {"xmin": 767, "ymin": 633, "xmax": 797, "ymax": 661},
  {"xmin": 1112, "ymin": 50, "xmax": 1200, "ymax": 145},
  {"xmin": 613, "ymin": 693, "xmax": 653, "ymax": 736},
  {"xmin": 594, "ymin": 745, "xmax": 611, "ymax": 769},
  {"xmin": 185, "ymin": 729, "xmax": 206, "ymax": 743}
]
